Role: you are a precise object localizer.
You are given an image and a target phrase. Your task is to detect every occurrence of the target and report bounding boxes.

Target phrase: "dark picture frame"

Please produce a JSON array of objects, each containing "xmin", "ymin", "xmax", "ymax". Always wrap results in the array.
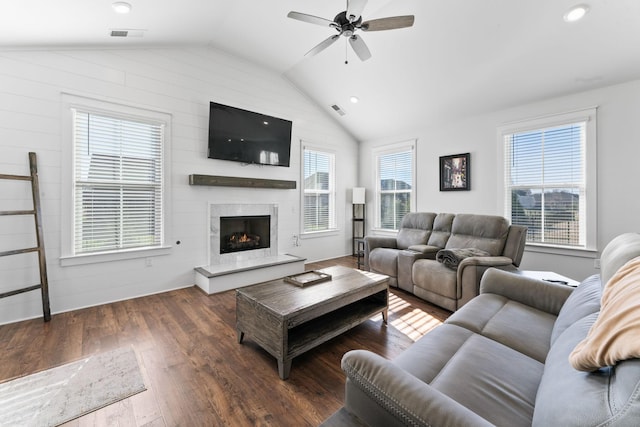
[{"xmin": 440, "ymin": 153, "xmax": 470, "ymax": 191}]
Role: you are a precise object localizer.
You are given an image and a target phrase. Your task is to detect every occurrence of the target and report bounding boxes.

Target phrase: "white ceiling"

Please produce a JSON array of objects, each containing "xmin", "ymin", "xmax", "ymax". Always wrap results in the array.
[{"xmin": 2, "ymin": 0, "xmax": 640, "ymax": 141}]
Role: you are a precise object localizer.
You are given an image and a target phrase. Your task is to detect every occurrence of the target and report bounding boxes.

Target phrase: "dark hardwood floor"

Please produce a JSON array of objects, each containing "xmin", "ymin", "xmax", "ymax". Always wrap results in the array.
[{"xmin": 0, "ymin": 256, "xmax": 451, "ymax": 426}]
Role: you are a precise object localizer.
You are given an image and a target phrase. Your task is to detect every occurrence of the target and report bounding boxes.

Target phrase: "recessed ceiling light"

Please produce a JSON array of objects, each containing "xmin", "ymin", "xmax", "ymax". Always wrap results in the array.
[
  {"xmin": 564, "ymin": 4, "xmax": 589, "ymax": 22},
  {"xmin": 112, "ymin": 2, "xmax": 132, "ymax": 14},
  {"xmin": 350, "ymin": 96, "xmax": 359, "ymax": 104}
]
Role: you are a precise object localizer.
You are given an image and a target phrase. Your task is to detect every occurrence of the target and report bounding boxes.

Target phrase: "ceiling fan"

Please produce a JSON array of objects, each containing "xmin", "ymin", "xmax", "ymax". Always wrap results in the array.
[{"xmin": 287, "ymin": 0, "xmax": 415, "ymax": 62}]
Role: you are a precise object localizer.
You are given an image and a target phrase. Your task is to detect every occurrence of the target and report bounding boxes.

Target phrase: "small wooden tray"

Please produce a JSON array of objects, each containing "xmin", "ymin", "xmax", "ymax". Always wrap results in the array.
[{"xmin": 284, "ymin": 271, "xmax": 332, "ymax": 287}]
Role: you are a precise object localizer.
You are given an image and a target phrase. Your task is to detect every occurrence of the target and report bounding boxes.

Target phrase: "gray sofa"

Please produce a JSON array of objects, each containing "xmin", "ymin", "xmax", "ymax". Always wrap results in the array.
[
  {"xmin": 332, "ymin": 232, "xmax": 640, "ymax": 426},
  {"xmin": 365, "ymin": 212, "xmax": 527, "ymax": 311}
]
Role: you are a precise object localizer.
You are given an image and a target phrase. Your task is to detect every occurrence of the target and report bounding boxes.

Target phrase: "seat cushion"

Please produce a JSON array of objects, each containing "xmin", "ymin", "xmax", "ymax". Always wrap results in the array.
[
  {"xmin": 412, "ymin": 260, "xmax": 457, "ymax": 298},
  {"xmin": 446, "ymin": 294, "xmax": 556, "ymax": 363},
  {"xmin": 368, "ymin": 247, "xmax": 401, "ymax": 277},
  {"xmin": 395, "ymin": 324, "xmax": 542, "ymax": 427}
]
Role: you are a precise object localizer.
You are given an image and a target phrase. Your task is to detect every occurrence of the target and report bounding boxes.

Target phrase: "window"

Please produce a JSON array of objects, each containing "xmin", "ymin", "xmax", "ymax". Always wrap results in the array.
[
  {"xmin": 500, "ymin": 108, "xmax": 597, "ymax": 251},
  {"xmin": 374, "ymin": 142, "xmax": 415, "ymax": 231},
  {"xmin": 302, "ymin": 146, "xmax": 335, "ymax": 233},
  {"xmin": 61, "ymin": 94, "xmax": 171, "ymax": 264}
]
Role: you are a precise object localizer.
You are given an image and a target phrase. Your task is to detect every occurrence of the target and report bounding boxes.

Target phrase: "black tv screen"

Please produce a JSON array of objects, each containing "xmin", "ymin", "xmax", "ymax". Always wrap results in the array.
[{"xmin": 208, "ymin": 102, "xmax": 292, "ymax": 167}]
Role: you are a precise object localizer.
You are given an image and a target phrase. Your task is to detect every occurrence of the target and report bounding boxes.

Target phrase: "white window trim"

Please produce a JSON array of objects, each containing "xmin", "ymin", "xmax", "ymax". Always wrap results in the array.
[
  {"xmin": 372, "ymin": 140, "xmax": 417, "ymax": 233},
  {"xmin": 497, "ymin": 107, "xmax": 597, "ymax": 255},
  {"xmin": 60, "ymin": 93, "xmax": 172, "ymax": 266},
  {"xmin": 300, "ymin": 142, "xmax": 337, "ymax": 236}
]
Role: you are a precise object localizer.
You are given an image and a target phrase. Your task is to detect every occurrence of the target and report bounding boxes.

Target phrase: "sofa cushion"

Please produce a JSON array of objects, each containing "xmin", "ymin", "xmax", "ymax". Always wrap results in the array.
[
  {"xmin": 570, "ymin": 256, "xmax": 640, "ymax": 371},
  {"xmin": 445, "ymin": 214, "xmax": 509, "ymax": 256},
  {"xmin": 533, "ymin": 313, "xmax": 640, "ymax": 426},
  {"xmin": 368, "ymin": 248, "xmax": 400, "ymax": 277},
  {"xmin": 412, "ymin": 260, "xmax": 457, "ymax": 299},
  {"xmin": 394, "ymin": 324, "xmax": 543, "ymax": 427},
  {"xmin": 550, "ymin": 274, "xmax": 601, "ymax": 346},
  {"xmin": 427, "ymin": 213, "xmax": 454, "ymax": 248},
  {"xmin": 396, "ymin": 228, "xmax": 430, "ymax": 250},
  {"xmin": 446, "ymin": 294, "xmax": 556, "ymax": 363}
]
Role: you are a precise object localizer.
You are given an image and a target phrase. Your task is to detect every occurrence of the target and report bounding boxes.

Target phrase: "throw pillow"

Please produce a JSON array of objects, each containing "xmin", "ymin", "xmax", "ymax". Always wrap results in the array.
[{"xmin": 569, "ymin": 255, "xmax": 640, "ymax": 371}]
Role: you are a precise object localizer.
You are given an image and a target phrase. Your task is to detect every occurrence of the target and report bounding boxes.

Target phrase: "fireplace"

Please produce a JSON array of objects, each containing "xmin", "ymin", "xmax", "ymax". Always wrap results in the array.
[
  {"xmin": 208, "ymin": 203, "xmax": 279, "ymax": 265},
  {"xmin": 220, "ymin": 215, "xmax": 270, "ymax": 254}
]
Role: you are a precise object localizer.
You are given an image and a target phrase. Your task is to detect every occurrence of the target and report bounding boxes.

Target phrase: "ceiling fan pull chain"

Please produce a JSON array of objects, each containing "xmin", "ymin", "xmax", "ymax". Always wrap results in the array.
[{"xmin": 345, "ymin": 40, "xmax": 349, "ymax": 64}]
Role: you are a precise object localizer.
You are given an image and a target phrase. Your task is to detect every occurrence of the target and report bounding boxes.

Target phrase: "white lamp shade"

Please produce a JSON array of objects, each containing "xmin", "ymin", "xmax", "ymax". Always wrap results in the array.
[{"xmin": 352, "ymin": 187, "xmax": 366, "ymax": 204}]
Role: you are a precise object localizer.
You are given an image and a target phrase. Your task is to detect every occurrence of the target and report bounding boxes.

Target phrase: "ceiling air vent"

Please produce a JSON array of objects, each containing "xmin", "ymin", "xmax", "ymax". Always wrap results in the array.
[
  {"xmin": 110, "ymin": 29, "xmax": 146, "ymax": 38},
  {"xmin": 331, "ymin": 104, "xmax": 346, "ymax": 116}
]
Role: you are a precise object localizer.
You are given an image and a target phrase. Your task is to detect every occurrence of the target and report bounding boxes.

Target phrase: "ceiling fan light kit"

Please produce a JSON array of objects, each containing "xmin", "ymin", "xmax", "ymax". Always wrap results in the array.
[{"xmin": 287, "ymin": 0, "xmax": 414, "ymax": 62}]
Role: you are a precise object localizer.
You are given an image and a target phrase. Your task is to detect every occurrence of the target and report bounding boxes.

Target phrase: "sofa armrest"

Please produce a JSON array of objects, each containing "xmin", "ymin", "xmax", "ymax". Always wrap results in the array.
[
  {"xmin": 342, "ymin": 350, "xmax": 494, "ymax": 427},
  {"xmin": 457, "ymin": 255, "xmax": 514, "ymax": 270},
  {"xmin": 364, "ymin": 236, "xmax": 398, "ymax": 252},
  {"xmin": 479, "ymin": 268, "xmax": 574, "ymax": 315}
]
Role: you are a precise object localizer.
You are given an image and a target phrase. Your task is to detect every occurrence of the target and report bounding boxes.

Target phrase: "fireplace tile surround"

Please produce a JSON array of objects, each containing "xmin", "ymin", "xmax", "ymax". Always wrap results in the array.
[
  {"xmin": 194, "ymin": 203, "xmax": 305, "ymax": 294},
  {"xmin": 209, "ymin": 203, "xmax": 278, "ymax": 266}
]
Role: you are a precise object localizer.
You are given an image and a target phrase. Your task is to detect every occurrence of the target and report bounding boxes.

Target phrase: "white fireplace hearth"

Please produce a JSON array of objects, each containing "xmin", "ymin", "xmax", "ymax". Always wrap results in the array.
[{"xmin": 194, "ymin": 203, "xmax": 305, "ymax": 294}]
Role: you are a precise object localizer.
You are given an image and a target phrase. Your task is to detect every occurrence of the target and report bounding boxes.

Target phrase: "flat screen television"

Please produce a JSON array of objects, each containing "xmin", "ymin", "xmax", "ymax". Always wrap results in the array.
[{"xmin": 208, "ymin": 102, "xmax": 292, "ymax": 167}]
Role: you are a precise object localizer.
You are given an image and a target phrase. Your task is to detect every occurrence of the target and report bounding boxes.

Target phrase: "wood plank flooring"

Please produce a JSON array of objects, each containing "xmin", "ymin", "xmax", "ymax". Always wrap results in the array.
[{"xmin": 0, "ymin": 256, "xmax": 451, "ymax": 426}]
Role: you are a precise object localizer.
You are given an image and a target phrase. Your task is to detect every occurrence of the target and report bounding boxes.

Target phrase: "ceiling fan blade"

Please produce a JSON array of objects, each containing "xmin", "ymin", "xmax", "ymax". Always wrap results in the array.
[
  {"xmin": 349, "ymin": 35, "xmax": 372, "ymax": 61},
  {"xmin": 361, "ymin": 15, "xmax": 415, "ymax": 31},
  {"xmin": 305, "ymin": 35, "xmax": 340, "ymax": 57},
  {"xmin": 346, "ymin": 0, "xmax": 368, "ymax": 22},
  {"xmin": 287, "ymin": 11, "xmax": 336, "ymax": 28}
]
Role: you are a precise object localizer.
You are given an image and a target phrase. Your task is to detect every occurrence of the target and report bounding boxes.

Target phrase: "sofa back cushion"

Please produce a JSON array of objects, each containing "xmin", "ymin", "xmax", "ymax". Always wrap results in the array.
[
  {"xmin": 396, "ymin": 212, "xmax": 436, "ymax": 249},
  {"xmin": 427, "ymin": 213, "xmax": 454, "ymax": 248},
  {"xmin": 550, "ymin": 274, "xmax": 601, "ymax": 346},
  {"xmin": 533, "ymin": 313, "xmax": 640, "ymax": 426},
  {"xmin": 569, "ymin": 256, "xmax": 640, "ymax": 371},
  {"xmin": 445, "ymin": 214, "xmax": 509, "ymax": 256},
  {"xmin": 600, "ymin": 232, "xmax": 640, "ymax": 285}
]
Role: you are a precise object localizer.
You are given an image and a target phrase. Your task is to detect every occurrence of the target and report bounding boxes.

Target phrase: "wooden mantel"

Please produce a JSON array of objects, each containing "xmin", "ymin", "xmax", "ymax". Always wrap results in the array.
[{"xmin": 188, "ymin": 174, "xmax": 296, "ymax": 189}]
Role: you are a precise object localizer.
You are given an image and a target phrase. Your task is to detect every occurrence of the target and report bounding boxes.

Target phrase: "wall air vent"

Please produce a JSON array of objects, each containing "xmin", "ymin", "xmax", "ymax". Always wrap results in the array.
[
  {"xmin": 331, "ymin": 104, "xmax": 346, "ymax": 116},
  {"xmin": 110, "ymin": 29, "xmax": 146, "ymax": 38}
]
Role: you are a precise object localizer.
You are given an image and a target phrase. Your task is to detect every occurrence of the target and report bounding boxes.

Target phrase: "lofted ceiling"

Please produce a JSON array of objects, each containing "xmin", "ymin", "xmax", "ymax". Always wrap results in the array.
[{"xmin": 2, "ymin": 0, "xmax": 640, "ymax": 141}]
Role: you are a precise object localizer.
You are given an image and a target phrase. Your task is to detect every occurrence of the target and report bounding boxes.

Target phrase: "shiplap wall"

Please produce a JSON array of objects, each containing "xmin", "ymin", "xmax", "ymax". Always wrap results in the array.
[{"xmin": 0, "ymin": 47, "xmax": 358, "ymax": 325}]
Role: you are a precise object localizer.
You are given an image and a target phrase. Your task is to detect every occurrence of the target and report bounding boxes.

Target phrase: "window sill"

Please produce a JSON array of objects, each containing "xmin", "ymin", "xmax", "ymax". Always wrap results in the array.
[
  {"xmin": 301, "ymin": 229, "xmax": 339, "ymax": 239},
  {"xmin": 60, "ymin": 246, "xmax": 172, "ymax": 267},
  {"xmin": 524, "ymin": 243, "xmax": 597, "ymax": 258}
]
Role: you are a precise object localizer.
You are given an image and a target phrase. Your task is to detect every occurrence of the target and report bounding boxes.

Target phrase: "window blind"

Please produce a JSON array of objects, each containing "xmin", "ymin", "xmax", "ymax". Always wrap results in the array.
[
  {"xmin": 73, "ymin": 110, "xmax": 164, "ymax": 254},
  {"xmin": 378, "ymin": 150, "xmax": 412, "ymax": 230},
  {"xmin": 303, "ymin": 148, "xmax": 334, "ymax": 232},
  {"xmin": 505, "ymin": 122, "xmax": 585, "ymax": 247}
]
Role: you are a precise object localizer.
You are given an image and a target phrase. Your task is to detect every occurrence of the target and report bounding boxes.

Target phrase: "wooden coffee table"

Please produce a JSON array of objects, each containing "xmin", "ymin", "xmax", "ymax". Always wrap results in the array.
[{"xmin": 236, "ymin": 265, "xmax": 389, "ymax": 379}]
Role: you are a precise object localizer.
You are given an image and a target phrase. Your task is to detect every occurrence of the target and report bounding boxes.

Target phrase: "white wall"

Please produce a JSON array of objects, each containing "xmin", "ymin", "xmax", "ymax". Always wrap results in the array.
[
  {"xmin": 359, "ymin": 79, "xmax": 640, "ymax": 282},
  {"xmin": 0, "ymin": 47, "xmax": 359, "ymax": 325}
]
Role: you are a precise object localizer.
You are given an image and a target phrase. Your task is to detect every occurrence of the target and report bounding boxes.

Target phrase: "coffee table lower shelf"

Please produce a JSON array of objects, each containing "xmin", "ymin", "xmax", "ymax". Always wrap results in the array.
[{"xmin": 236, "ymin": 267, "xmax": 389, "ymax": 380}]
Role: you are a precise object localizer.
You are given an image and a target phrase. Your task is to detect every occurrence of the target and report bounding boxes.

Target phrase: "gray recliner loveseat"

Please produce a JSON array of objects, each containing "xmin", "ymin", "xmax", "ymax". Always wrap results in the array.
[{"xmin": 365, "ymin": 212, "xmax": 527, "ymax": 311}]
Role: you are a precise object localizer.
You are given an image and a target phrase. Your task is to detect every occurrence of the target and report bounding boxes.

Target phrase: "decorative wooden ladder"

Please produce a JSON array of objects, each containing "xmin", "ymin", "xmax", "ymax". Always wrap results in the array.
[{"xmin": 0, "ymin": 152, "xmax": 51, "ymax": 321}]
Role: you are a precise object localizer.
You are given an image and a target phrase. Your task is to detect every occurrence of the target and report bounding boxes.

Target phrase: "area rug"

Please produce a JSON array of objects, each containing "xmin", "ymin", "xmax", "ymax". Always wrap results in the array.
[{"xmin": 0, "ymin": 346, "xmax": 146, "ymax": 426}]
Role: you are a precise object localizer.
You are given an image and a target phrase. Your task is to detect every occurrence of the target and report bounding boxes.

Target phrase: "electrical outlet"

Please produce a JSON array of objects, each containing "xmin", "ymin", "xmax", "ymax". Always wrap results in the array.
[
  {"xmin": 594, "ymin": 258, "xmax": 601, "ymax": 269},
  {"xmin": 145, "ymin": 257, "xmax": 153, "ymax": 267}
]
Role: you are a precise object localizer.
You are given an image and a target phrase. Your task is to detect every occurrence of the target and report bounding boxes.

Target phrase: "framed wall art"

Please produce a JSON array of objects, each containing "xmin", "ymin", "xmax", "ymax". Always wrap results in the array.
[{"xmin": 440, "ymin": 153, "xmax": 470, "ymax": 191}]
